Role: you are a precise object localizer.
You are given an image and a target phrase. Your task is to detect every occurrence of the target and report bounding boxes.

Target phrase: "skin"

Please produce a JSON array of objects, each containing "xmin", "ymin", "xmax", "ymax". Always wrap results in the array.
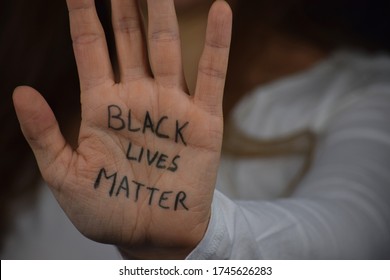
[{"xmin": 13, "ymin": 0, "xmax": 232, "ymax": 259}]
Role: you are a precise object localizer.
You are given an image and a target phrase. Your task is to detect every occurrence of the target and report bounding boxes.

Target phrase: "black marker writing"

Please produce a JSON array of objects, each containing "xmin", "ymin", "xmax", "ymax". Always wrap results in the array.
[
  {"xmin": 126, "ymin": 141, "xmax": 181, "ymax": 172},
  {"xmin": 94, "ymin": 168, "xmax": 117, "ymax": 196},
  {"xmin": 107, "ymin": 104, "xmax": 189, "ymax": 145},
  {"xmin": 174, "ymin": 191, "xmax": 189, "ymax": 211},
  {"xmin": 108, "ymin": 105, "xmax": 125, "ymax": 131},
  {"xmin": 116, "ymin": 176, "xmax": 129, "ymax": 198},
  {"xmin": 175, "ymin": 120, "xmax": 189, "ymax": 146},
  {"xmin": 159, "ymin": 191, "xmax": 173, "ymax": 209},
  {"xmin": 93, "ymin": 168, "xmax": 189, "ymax": 211},
  {"xmin": 133, "ymin": 180, "xmax": 145, "ymax": 202}
]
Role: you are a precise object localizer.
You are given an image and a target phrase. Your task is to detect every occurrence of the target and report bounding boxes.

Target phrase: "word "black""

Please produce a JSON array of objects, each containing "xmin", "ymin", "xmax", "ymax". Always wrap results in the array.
[{"xmin": 108, "ymin": 105, "xmax": 189, "ymax": 146}]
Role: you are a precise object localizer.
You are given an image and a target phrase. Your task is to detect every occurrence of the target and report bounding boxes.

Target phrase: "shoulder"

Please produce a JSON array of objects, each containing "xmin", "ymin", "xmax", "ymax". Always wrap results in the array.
[{"xmin": 230, "ymin": 50, "xmax": 390, "ymax": 139}]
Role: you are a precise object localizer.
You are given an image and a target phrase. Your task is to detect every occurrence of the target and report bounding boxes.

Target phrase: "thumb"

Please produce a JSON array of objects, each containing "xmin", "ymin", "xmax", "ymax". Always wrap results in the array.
[{"xmin": 13, "ymin": 86, "xmax": 73, "ymax": 187}]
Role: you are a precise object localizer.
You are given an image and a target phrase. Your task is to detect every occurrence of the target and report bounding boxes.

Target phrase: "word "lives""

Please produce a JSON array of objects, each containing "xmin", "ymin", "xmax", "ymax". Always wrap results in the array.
[{"xmin": 126, "ymin": 142, "xmax": 180, "ymax": 172}]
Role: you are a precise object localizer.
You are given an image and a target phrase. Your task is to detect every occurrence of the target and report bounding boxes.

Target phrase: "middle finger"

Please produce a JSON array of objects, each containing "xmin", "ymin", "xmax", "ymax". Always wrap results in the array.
[{"xmin": 112, "ymin": 0, "xmax": 150, "ymax": 81}]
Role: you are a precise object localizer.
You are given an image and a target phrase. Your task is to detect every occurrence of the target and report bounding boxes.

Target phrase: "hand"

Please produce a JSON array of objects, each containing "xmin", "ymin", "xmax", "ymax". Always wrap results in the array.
[{"xmin": 13, "ymin": 0, "xmax": 232, "ymax": 259}]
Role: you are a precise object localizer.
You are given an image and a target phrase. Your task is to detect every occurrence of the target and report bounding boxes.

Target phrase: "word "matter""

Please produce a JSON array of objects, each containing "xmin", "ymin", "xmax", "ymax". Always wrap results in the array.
[{"xmin": 94, "ymin": 168, "xmax": 189, "ymax": 211}]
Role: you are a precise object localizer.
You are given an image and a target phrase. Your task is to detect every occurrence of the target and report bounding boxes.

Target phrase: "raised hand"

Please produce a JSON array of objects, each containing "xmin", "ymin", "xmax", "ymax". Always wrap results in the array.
[{"xmin": 13, "ymin": 0, "xmax": 232, "ymax": 259}]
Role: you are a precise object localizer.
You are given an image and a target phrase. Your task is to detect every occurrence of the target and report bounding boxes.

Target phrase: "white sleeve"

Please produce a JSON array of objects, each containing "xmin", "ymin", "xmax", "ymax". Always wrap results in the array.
[{"xmin": 187, "ymin": 86, "xmax": 390, "ymax": 259}]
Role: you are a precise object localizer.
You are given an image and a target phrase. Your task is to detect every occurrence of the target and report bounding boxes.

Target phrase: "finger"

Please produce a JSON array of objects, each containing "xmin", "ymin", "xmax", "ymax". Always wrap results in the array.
[
  {"xmin": 111, "ymin": 0, "xmax": 150, "ymax": 81},
  {"xmin": 147, "ymin": 0, "xmax": 187, "ymax": 90},
  {"xmin": 194, "ymin": 1, "xmax": 232, "ymax": 117},
  {"xmin": 66, "ymin": 0, "xmax": 114, "ymax": 91},
  {"xmin": 13, "ymin": 86, "xmax": 74, "ymax": 189}
]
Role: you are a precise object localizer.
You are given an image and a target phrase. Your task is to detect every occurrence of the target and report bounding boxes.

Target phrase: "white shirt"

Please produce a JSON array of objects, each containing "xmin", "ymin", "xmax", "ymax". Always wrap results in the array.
[
  {"xmin": 2, "ymin": 185, "xmax": 121, "ymax": 259},
  {"xmin": 188, "ymin": 50, "xmax": 390, "ymax": 259}
]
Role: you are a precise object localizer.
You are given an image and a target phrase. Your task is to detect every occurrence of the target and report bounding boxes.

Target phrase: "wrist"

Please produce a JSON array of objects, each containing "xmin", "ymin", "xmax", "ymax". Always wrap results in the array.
[{"xmin": 117, "ymin": 214, "xmax": 210, "ymax": 260}]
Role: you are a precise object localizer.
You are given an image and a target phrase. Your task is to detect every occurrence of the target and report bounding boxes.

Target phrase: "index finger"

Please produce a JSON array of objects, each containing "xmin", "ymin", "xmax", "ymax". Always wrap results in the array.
[{"xmin": 67, "ymin": 0, "xmax": 114, "ymax": 92}]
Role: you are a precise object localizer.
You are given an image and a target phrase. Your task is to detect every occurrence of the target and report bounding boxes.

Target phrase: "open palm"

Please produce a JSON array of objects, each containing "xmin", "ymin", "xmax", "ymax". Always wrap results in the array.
[{"xmin": 13, "ymin": 0, "xmax": 232, "ymax": 258}]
